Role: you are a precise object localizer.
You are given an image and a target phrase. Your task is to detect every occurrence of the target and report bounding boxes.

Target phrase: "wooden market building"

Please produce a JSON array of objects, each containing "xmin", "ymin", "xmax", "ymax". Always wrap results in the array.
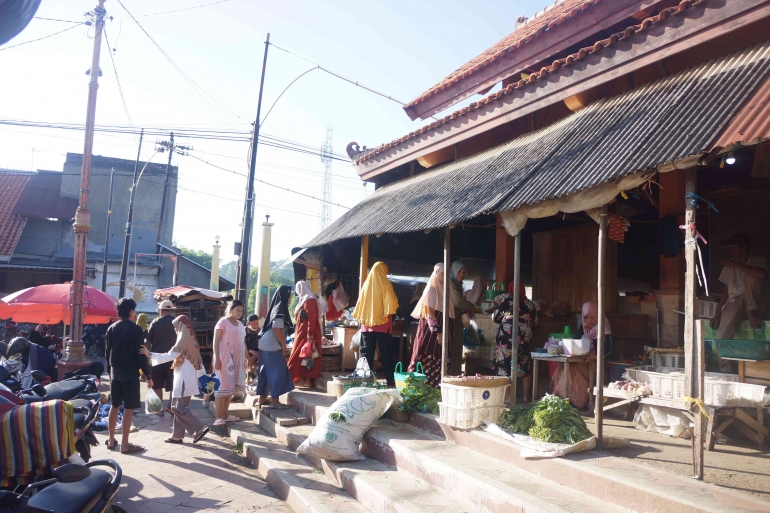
[{"xmin": 297, "ymin": 0, "xmax": 770, "ymax": 478}]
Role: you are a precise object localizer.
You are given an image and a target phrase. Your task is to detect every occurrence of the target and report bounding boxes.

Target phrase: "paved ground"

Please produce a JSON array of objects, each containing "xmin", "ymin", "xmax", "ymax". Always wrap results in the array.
[{"xmin": 90, "ymin": 377, "xmax": 291, "ymax": 513}]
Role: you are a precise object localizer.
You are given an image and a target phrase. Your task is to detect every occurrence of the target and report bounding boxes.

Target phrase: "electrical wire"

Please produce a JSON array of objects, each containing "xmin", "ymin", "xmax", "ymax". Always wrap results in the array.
[
  {"xmin": 32, "ymin": 17, "xmax": 84, "ymax": 23},
  {"xmin": 136, "ymin": 0, "xmax": 231, "ymax": 17},
  {"xmin": 0, "ymin": 23, "xmax": 84, "ymax": 52},
  {"xmin": 114, "ymin": 0, "xmax": 247, "ymax": 124},
  {"xmin": 185, "ymin": 153, "xmax": 353, "ymax": 209},
  {"xmin": 103, "ymin": 28, "xmax": 140, "ymax": 147}
]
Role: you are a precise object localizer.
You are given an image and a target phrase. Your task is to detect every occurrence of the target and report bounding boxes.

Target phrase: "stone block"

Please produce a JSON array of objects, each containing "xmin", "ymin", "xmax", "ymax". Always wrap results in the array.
[
  {"xmin": 659, "ymin": 309, "xmax": 681, "ymax": 327},
  {"xmin": 660, "ymin": 325, "xmax": 681, "ymax": 343},
  {"xmin": 656, "ymin": 294, "xmax": 680, "ymax": 310}
]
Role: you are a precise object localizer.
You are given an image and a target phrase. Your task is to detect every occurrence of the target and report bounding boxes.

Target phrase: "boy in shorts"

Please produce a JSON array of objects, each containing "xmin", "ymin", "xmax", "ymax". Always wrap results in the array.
[{"xmin": 105, "ymin": 297, "xmax": 153, "ymax": 454}]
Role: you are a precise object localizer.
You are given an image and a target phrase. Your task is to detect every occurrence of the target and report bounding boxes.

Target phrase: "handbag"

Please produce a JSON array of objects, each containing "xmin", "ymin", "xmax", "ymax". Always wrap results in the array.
[
  {"xmin": 393, "ymin": 361, "xmax": 426, "ymax": 392},
  {"xmin": 485, "ymin": 282, "xmax": 505, "ymax": 301}
]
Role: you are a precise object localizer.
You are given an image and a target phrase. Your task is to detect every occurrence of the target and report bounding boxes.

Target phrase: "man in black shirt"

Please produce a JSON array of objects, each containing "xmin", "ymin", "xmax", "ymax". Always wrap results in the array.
[
  {"xmin": 245, "ymin": 313, "xmax": 260, "ymax": 373},
  {"xmin": 145, "ymin": 300, "xmax": 177, "ymax": 414},
  {"xmin": 106, "ymin": 297, "xmax": 153, "ymax": 454}
]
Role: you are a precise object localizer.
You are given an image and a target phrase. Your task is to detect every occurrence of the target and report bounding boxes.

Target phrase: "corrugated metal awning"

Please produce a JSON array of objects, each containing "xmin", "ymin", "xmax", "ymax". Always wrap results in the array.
[{"xmin": 306, "ymin": 41, "xmax": 770, "ymax": 248}]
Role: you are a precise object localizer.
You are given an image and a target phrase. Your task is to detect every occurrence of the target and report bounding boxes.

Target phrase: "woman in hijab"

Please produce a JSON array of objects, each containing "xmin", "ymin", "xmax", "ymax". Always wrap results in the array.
[
  {"xmin": 212, "ymin": 300, "xmax": 247, "ymax": 425},
  {"xmin": 140, "ymin": 315, "xmax": 209, "ymax": 444},
  {"xmin": 447, "ymin": 260, "xmax": 475, "ymax": 375},
  {"xmin": 492, "ymin": 282, "xmax": 539, "ymax": 402},
  {"xmin": 463, "ymin": 275, "xmax": 488, "ymax": 306},
  {"xmin": 136, "ymin": 314, "xmax": 149, "ymax": 335},
  {"xmin": 255, "ymin": 286, "xmax": 295, "ymax": 409},
  {"xmin": 353, "ymin": 262, "xmax": 399, "ymax": 387},
  {"xmin": 551, "ymin": 301, "xmax": 612, "ymax": 409},
  {"xmin": 288, "ymin": 281, "xmax": 323, "ymax": 387},
  {"xmin": 408, "ymin": 263, "xmax": 446, "ymax": 387}
]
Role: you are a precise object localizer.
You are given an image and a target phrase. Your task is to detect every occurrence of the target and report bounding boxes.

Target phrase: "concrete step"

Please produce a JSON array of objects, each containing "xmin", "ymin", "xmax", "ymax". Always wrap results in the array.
[
  {"xmin": 287, "ymin": 388, "xmax": 770, "ymax": 513},
  {"xmin": 286, "ymin": 389, "xmax": 630, "ymax": 513},
  {"xmin": 228, "ymin": 421, "xmax": 370, "ymax": 513},
  {"xmin": 256, "ymin": 406, "xmax": 471, "ymax": 513},
  {"xmin": 404, "ymin": 412, "xmax": 770, "ymax": 513}
]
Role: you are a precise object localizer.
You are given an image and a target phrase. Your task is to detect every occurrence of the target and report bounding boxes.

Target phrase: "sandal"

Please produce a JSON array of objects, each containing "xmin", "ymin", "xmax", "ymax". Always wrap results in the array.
[
  {"xmin": 106, "ymin": 439, "xmax": 117, "ymax": 450},
  {"xmin": 193, "ymin": 427, "xmax": 209, "ymax": 444},
  {"xmin": 164, "ymin": 437, "xmax": 183, "ymax": 444},
  {"xmin": 213, "ymin": 418, "xmax": 227, "ymax": 426},
  {"xmin": 156, "ymin": 411, "xmax": 165, "ymax": 417},
  {"xmin": 225, "ymin": 415, "xmax": 239, "ymax": 422},
  {"xmin": 121, "ymin": 443, "xmax": 146, "ymax": 454}
]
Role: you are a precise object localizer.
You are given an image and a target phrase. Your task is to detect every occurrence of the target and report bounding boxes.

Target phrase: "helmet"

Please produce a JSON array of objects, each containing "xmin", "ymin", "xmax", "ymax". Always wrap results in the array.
[{"xmin": 6, "ymin": 337, "xmax": 30, "ymax": 360}]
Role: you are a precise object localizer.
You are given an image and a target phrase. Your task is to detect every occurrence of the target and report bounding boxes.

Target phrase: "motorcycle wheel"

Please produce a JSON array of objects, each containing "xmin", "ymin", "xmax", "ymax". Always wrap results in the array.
[{"xmin": 75, "ymin": 438, "xmax": 91, "ymax": 462}]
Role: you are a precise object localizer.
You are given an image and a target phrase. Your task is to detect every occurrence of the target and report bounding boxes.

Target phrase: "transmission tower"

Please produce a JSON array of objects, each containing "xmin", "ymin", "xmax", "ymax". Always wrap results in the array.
[{"xmin": 319, "ymin": 126, "xmax": 333, "ymax": 231}]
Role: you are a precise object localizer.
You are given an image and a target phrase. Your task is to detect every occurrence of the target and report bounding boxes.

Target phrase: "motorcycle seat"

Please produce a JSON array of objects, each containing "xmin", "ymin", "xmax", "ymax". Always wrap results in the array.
[
  {"xmin": 27, "ymin": 468, "xmax": 111, "ymax": 513},
  {"xmin": 44, "ymin": 380, "xmax": 86, "ymax": 400},
  {"xmin": 70, "ymin": 398, "xmax": 93, "ymax": 409}
]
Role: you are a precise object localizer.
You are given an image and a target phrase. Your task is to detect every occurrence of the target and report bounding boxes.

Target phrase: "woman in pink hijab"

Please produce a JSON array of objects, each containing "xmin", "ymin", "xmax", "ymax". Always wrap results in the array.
[
  {"xmin": 550, "ymin": 302, "xmax": 612, "ymax": 410},
  {"xmin": 408, "ymin": 264, "xmax": 446, "ymax": 387}
]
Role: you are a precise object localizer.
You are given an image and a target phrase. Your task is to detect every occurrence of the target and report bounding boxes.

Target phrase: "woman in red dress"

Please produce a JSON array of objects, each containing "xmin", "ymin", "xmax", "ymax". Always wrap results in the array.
[{"xmin": 287, "ymin": 281, "xmax": 323, "ymax": 387}]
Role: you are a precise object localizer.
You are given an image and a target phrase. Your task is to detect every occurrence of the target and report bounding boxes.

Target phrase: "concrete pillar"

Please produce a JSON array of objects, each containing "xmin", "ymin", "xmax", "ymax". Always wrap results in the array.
[
  {"xmin": 657, "ymin": 169, "xmax": 687, "ymax": 348},
  {"xmin": 255, "ymin": 216, "xmax": 273, "ymax": 317},
  {"xmin": 210, "ymin": 237, "xmax": 221, "ymax": 291}
]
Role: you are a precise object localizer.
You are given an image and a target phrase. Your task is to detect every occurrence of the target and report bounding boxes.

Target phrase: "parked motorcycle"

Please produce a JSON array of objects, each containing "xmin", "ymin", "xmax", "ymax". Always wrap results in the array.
[{"xmin": 0, "ymin": 460, "xmax": 122, "ymax": 513}]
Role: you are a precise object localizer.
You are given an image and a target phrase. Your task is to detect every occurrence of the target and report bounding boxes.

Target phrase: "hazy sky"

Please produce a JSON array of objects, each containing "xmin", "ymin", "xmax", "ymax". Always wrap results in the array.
[{"xmin": 0, "ymin": 0, "xmax": 552, "ymax": 265}]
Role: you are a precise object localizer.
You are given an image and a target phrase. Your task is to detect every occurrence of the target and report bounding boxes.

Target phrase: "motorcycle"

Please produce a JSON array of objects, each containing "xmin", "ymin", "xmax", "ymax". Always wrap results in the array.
[
  {"xmin": 0, "ymin": 367, "xmax": 101, "ymax": 462},
  {"xmin": 0, "ymin": 461, "xmax": 122, "ymax": 513}
]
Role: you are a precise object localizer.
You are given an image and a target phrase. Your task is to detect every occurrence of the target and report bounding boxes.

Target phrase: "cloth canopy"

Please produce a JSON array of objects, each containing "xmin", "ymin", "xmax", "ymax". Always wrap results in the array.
[{"xmin": 0, "ymin": 283, "xmax": 118, "ymax": 324}]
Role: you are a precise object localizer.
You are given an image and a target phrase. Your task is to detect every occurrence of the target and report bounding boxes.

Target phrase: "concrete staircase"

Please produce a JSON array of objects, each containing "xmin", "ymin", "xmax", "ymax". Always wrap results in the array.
[{"xmin": 222, "ymin": 376, "xmax": 770, "ymax": 513}]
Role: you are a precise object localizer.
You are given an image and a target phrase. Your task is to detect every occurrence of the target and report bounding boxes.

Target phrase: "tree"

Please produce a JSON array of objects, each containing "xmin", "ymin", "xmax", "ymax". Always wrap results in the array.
[{"xmin": 176, "ymin": 245, "xmax": 213, "ymax": 270}]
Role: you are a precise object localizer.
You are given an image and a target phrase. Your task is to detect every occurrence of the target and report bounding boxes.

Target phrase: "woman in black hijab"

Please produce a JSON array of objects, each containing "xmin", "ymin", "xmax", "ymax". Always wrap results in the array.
[{"xmin": 255, "ymin": 285, "xmax": 295, "ymax": 408}]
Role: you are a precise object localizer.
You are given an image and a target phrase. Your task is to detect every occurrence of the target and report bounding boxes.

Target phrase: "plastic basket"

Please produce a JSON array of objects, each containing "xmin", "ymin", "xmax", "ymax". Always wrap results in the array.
[
  {"xmin": 393, "ymin": 362, "xmax": 426, "ymax": 392},
  {"xmin": 625, "ymin": 366, "xmax": 739, "ymax": 400},
  {"xmin": 714, "ymin": 339, "xmax": 770, "ymax": 360},
  {"xmin": 650, "ymin": 353, "xmax": 685, "ymax": 369},
  {"xmin": 438, "ymin": 402, "xmax": 503, "ymax": 429},
  {"xmin": 440, "ymin": 382, "xmax": 507, "ymax": 408}
]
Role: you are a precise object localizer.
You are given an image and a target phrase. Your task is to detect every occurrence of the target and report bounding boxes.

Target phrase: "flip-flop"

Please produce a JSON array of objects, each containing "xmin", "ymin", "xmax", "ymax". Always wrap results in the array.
[
  {"xmin": 225, "ymin": 415, "xmax": 240, "ymax": 422},
  {"xmin": 213, "ymin": 418, "xmax": 227, "ymax": 426},
  {"xmin": 193, "ymin": 427, "xmax": 209, "ymax": 444},
  {"xmin": 120, "ymin": 443, "xmax": 146, "ymax": 454},
  {"xmin": 106, "ymin": 439, "xmax": 117, "ymax": 450},
  {"xmin": 164, "ymin": 438, "xmax": 183, "ymax": 444}
]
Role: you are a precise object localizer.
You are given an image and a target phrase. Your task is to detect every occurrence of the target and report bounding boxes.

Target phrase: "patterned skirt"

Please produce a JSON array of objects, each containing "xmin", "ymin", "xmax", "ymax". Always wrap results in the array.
[{"xmin": 408, "ymin": 316, "xmax": 448, "ymax": 388}]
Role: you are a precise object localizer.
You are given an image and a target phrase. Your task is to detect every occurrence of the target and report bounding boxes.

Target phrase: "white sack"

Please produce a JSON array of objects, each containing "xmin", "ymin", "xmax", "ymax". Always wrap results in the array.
[
  {"xmin": 296, "ymin": 387, "xmax": 401, "ymax": 461},
  {"xmin": 633, "ymin": 404, "xmax": 693, "ymax": 439}
]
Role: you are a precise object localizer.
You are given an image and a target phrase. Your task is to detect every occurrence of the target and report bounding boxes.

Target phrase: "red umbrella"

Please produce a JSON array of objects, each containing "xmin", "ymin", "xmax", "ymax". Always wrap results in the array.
[{"xmin": 0, "ymin": 283, "xmax": 118, "ymax": 325}]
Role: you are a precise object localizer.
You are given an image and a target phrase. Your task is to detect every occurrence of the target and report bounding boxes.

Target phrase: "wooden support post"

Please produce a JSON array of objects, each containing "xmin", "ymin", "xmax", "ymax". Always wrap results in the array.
[
  {"xmin": 359, "ymin": 235, "xmax": 369, "ymax": 292},
  {"xmin": 510, "ymin": 232, "xmax": 521, "ymax": 405},
  {"xmin": 441, "ymin": 227, "xmax": 451, "ymax": 381},
  {"xmin": 594, "ymin": 204, "xmax": 608, "ymax": 449},
  {"xmin": 683, "ymin": 168, "xmax": 704, "ymax": 479}
]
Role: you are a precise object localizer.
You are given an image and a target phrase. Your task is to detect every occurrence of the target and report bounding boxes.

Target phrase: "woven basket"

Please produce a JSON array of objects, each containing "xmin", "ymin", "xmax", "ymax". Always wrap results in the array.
[{"xmin": 442, "ymin": 376, "xmax": 510, "ymax": 388}]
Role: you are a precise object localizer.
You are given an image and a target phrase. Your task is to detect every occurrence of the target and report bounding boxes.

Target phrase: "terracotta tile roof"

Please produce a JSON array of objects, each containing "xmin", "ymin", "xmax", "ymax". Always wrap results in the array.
[
  {"xmin": 0, "ymin": 171, "xmax": 32, "ymax": 257},
  {"xmin": 359, "ymin": 0, "xmax": 703, "ymax": 165},
  {"xmin": 404, "ymin": 0, "xmax": 601, "ymax": 110}
]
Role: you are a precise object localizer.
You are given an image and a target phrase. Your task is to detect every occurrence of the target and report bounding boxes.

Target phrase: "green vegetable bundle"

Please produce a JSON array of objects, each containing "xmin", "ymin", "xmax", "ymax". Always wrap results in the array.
[
  {"xmin": 496, "ymin": 394, "xmax": 593, "ymax": 444},
  {"xmin": 398, "ymin": 376, "xmax": 441, "ymax": 414}
]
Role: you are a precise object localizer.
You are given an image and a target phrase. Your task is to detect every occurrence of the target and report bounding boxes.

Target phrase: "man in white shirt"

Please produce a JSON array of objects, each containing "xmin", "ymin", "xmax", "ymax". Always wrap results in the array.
[{"xmin": 710, "ymin": 234, "xmax": 768, "ymax": 343}]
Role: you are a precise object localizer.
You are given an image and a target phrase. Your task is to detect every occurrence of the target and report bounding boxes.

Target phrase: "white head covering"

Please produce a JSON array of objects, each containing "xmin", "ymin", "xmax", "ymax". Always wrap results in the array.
[
  {"xmin": 411, "ymin": 263, "xmax": 449, "ymax": 319},
  {"xmin": 463, "ymin": 276, "xmax": 488, "ymax": 305},
  {"xmin": 295, "ymin": 280, "xmax": 327, "ymax": 316}
]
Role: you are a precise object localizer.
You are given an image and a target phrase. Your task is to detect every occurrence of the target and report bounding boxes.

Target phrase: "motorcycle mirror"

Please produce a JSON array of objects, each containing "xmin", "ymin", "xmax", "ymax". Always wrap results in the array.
[
  {"xmin": 52, "ymin": 464, "xmax": 91, "ymax": 483},
  {"xmin": 30, "ymin": 370, "xmax": 47, "ymax": 382},
  {"xmin": 31, "ymin": 384, "xmax": 46, "ymax": 397}
]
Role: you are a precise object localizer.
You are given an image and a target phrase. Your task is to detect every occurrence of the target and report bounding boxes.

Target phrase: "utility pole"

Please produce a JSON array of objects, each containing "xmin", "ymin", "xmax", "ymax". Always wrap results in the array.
[
  {"xmin": 101, "ymin": 168, "xmax": 115, "ymax": 291},
  {"xmin": 118, "ymin": 128, "xmax": 143, "ymax": 298},
  {"xmin": 236, "ymin": 33, "xmax": 270, "ymax": 305},
  {"xmin": 68, "ymin": 0, "xmax": 107, "ymax": 349},
  {"xmin": 319, "ymin": 126, "xmax": 333, "ymax": 231},
  {"xmin": 156, "ymin": 133, "xmax": 188, "ymax": 246}
]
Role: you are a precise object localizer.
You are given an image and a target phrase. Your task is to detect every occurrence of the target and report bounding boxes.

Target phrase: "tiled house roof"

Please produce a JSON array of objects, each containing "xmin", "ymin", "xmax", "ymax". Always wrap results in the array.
[{"xmin": 0, "ymin": 171, "xmax": 33, "ymax": 257}]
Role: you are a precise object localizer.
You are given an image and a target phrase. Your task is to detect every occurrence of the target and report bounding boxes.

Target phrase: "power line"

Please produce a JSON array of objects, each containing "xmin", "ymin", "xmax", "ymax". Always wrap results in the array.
[
  {"xmin": 32, "ymin": 17, "xmax": 84, "ymax": 23},
  {"xmin": 114, "ymin": 0, "xmax": 246, "ymax": 124},
  {"xmin": 136, "ymin": 0, "xmax": 231, "ymax": 17},
  {"xmin": 103, "ymin": 27, "xmax": 139, "ymax": 147},
  {"xmin": 0, "ymin": 23, "xmax": 84, "ymax": 52},
  {"xmin": 185, "ymin": 153, "xmax": 353, "ymax": 209}
]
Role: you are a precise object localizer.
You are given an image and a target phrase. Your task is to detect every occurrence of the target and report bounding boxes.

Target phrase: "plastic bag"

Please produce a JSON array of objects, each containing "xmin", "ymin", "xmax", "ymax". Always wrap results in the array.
[
  {"xmin": 144, "ymin": 388, "xmax": 163, "ymax": 415},
  {"xmin": 350, "ymin": 329, "xmax": 362, "ymax": 349},
  {"xmin": 332, "ymin": 283, "xmax": 350, "ymax": 311}
]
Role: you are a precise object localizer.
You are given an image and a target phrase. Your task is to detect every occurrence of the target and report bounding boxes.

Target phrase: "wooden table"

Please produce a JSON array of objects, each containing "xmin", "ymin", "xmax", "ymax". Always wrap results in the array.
[{"xmin": 531, "ymin": 354, "xmax": 595, "ymax": 404}]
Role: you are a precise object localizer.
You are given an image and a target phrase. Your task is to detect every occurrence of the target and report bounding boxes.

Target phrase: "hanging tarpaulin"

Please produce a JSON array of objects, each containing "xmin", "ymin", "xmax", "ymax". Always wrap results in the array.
[{"xmin": 498, "ymin": 171, "xmax": 649, "ymax": 237}]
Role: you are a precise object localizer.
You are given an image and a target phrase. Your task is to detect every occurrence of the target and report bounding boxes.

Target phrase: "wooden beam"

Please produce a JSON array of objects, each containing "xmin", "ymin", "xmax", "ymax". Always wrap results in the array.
[
  {"xmin": 594, "ymin": 204, "xmax": 608, "ymax": 449},
  {"xmin": 510, "ymin": 232, "xmax": 521, "ymax": 405},
  {"xmin": 441, "ymin": 227, "xmax": 451, "ymax": 381},
  {"xmin": 735, "ymin": 408, "xmax": 770, "ymax": 437},
  {"xmin": 358, "ymin": 0, "xmax": 770, "ymax": 180},
  {"xmin": 359, "ymin": 235, "xmax": 369, "ymax": 292}
]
